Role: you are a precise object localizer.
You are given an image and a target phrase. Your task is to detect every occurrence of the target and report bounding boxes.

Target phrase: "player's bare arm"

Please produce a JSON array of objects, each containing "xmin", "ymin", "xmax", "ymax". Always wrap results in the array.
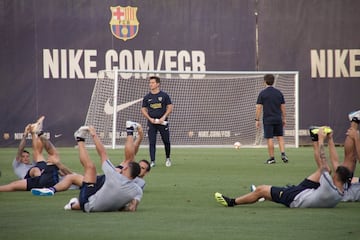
[
  {"xmin": 327, "ymin": 131, "xmax": 340, "ymax": 171},
  {"xmin": 16, "ymin": 124, "xmax": 30, "ymax": 161},
  {"xmin": 318, "ymin": 129, "xmax": 331, "ymax": 172},
  {"xmin": 141, "ymin": 107, "xmax": 156, "ymax": 123},
  {"xmin": 160, "ymin": 103, "xmax": 173, "ymax": 123},
  {"xmin": 281, "ymin": 104, "xmax": 286, "ymax": 127},
  {"xmin": 255, "ymin": 104, "xmax": 262, "ymax": 129},
  {"xmin": 123, "ymin": 199, "xmax": 139, "ymax": 212}
]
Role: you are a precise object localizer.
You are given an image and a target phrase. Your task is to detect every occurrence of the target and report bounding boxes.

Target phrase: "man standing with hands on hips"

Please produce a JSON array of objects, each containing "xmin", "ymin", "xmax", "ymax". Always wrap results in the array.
[{"xmin": 141, "ymin": 76, "xmax": 173, "ymax": 168}]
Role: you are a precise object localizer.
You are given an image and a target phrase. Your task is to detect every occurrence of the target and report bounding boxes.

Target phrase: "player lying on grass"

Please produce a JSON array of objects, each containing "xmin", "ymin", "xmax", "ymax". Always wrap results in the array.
[
  {"xmin": 0, "ymin": 116, "xmax": 72, "ymax": 192},
  {"xmin": 308, "ymin": 110, "xmax": 360, "ymax": 202},
  {"xmin": 246, "ymin": 110, "xmax": 360, "ymax": 203},
  {"xmin": 215, "ymin": 127, "xmax": 352, "ymax": 208},
  {"xmin": 13, "ymin": 124, "xmax": 35, "ymax": 179},
  {"xmin": 31, "ymin": 121, "xmax": 150, "ymax": 194},
  {"xmin": 32, "ymin": 123, "xmax": 147, "ymax": 212}
]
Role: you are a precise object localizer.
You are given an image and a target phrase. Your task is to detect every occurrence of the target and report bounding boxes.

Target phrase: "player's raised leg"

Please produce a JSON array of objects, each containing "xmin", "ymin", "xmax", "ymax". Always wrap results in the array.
[{"xmin": 75, "ymin": 126, "xmax": 97, "ymax": 184}]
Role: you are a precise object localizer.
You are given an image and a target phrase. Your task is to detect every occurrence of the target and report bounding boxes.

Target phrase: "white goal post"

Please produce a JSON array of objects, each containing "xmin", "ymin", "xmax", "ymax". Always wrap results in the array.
[{"xmin": 84, "ymin": 70, "xmax": 299, "ymax": 149}]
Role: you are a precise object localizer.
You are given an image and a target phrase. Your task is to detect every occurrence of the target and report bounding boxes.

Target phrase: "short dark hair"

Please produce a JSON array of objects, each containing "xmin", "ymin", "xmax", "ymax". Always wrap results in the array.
[
  {"xmin": 23, "ymin": 150, "xmax": 30, "ymax": 155},
  {"xmin": 336, "ymin": 166, "xmax": 352, "ymax": 185},
  {"xmin": 149, "ymin": 76, "xmax": 160, "ymax": 83},
  {"xmin": 139, "ymin": 159, "xmax": 151, "ymax": 172},
  {"xmin": 128, "ymin": 161, "xmax": 141, "ymax": 179},
  {"xmin": 264, "ymin": 74, "xmax": 275, "ymax": 85}
]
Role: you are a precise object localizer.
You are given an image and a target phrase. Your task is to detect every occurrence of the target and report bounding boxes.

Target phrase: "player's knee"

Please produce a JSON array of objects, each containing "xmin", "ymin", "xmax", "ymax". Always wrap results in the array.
[
  {"xmin": 84, "ymin": 163, "xmax": 96, "ymax": 173},
  {"xmin": 256, "ymin": 185, "xmax": 269, "ymax": 194},
  {"xmin": 29, "ymin": 167, "xmax": 42, "ymax": 177}
]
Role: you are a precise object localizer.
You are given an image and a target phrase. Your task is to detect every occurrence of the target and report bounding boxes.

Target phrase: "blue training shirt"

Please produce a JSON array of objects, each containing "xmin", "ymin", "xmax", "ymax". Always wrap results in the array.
[
  {"xmin": 142, "ymin": 90, "xmax": 172, "ymax": 119},
  {"xmin": 256, "ymin": 86, "xmax": 285, "ymax": 124}
]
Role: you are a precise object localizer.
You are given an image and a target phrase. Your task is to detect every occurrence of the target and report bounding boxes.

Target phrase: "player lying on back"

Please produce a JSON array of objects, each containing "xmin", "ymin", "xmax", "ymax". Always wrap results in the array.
[{"xmin": 215, "ymin": 127, "xmax": 352, "ymax": 208}]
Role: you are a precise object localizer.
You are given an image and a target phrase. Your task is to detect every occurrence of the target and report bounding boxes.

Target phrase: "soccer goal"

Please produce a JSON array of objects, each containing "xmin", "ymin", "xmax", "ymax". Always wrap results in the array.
[{"xmin": 84, "ymin": 70, "xmax": 299, "ymax": 149}]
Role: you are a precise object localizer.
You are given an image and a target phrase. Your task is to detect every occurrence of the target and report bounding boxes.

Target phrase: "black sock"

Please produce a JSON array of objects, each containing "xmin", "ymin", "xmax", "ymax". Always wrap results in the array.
[
  {"xmin": 126, "ymin": 127, "xmax": 134, "ymax": 136},
  {"xmin": 351, "ymin": 117, "xmax": 360, "ymax": 124},
  {"xmin": 76, "ymin": 137, "xmax": 85, "ymax": 142}
]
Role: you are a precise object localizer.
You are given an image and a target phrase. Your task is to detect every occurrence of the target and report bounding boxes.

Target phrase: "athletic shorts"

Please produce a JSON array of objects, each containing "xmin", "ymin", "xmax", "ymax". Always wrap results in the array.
[
  {"xmin": 270, "ymin": 178, "xmax": 320, "ymax": 207},
  {"xmin": 79, "ymin": 175, "xmax": 106, "ymax": 211},
  {"xmin": 24, "ymin": 161, "xmax": 47, "ymax": 179},
  {"xmin": 263, "ymin": 123, "xmax": 283, "ymax": 138},
  {"xmin": 26, "ymin": 164, "xmax": 59, "ymax": 190}
]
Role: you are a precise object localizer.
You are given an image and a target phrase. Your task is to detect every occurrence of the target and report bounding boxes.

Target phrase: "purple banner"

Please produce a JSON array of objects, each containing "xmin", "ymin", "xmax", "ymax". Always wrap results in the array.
[
  {"xmin": 257, "ymin": 0, "xmax": 360, "ymax": 142},
  {"xmin": 1, "ymin": 0, "xmax": 359, "ymax": 146}
]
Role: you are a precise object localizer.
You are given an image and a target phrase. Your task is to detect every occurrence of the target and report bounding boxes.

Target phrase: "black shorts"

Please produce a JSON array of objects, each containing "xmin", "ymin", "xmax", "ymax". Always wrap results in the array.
[
  {"xmin": 79, "ymin": 175, "xmax": 106, "ymax": 211},
  {"xmin": 263, "ymin": 123, "xmax": 283, "ymax": 138},
  {"xmin": 26, "ymin": 165, "xmax": 59, "ymax": 191},
  {"xmin": 24, "ymin": 161, "xmax": 47, "ymax": 179},
  {"xmin": 270, "ymin": 179, "xmax": 320, "ymax": 207}
]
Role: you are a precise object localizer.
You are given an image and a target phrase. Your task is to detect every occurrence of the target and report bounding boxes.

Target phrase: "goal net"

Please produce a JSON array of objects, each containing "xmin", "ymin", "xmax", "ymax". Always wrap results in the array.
[{"xmin": 84, "ymin": 70, "xmax": 298, "ymax": 148}]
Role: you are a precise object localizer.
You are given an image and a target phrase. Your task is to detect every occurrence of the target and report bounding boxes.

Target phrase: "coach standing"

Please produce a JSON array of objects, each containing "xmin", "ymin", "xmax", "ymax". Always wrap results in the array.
[
  {"xmin": 141, "ymin": 76, "xmax": 173, "ymax": 168},
  {"xmin": 255, "ymin": 74, "xmax": 289, "ymax": 164}
]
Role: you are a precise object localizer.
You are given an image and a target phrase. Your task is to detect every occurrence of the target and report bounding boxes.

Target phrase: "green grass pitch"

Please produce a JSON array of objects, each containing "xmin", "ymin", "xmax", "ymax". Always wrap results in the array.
[{"xmin": 0, "ymin": 146, "xmax": 359, "ymax": 240}]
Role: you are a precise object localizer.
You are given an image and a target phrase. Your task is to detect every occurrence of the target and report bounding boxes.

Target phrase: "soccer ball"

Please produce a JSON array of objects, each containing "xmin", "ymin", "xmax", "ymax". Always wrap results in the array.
[{"xmin": 233, "ymin": 142, "xmax": 241, "ymax": 149}]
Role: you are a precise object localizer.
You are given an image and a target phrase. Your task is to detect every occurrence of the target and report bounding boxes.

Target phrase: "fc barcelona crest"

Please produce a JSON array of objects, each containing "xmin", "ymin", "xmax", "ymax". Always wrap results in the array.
[{"xmin": 109, "ymin": 6, "xmax": 139, "ymax": 41}]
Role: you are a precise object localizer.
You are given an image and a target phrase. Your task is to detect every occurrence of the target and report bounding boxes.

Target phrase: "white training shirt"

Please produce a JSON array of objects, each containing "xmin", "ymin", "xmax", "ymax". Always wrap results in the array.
[
  {"xmin": 133, "ymin": 177, "xmax": 146, "ymax": 190},
  {"xmin": 342, "ymin": 183, "xmax": 360, "ymax": 202},
  {"xmin": 84, "ymin": 160, "xmax": 143, "ymax": 212},
  {"xmin": 12, "ymin": 158, "xmax": 34, "ymax": 179},
  {"xmin": 290, "ymin": 171, "xmax": 344, "ymax": 208}
]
